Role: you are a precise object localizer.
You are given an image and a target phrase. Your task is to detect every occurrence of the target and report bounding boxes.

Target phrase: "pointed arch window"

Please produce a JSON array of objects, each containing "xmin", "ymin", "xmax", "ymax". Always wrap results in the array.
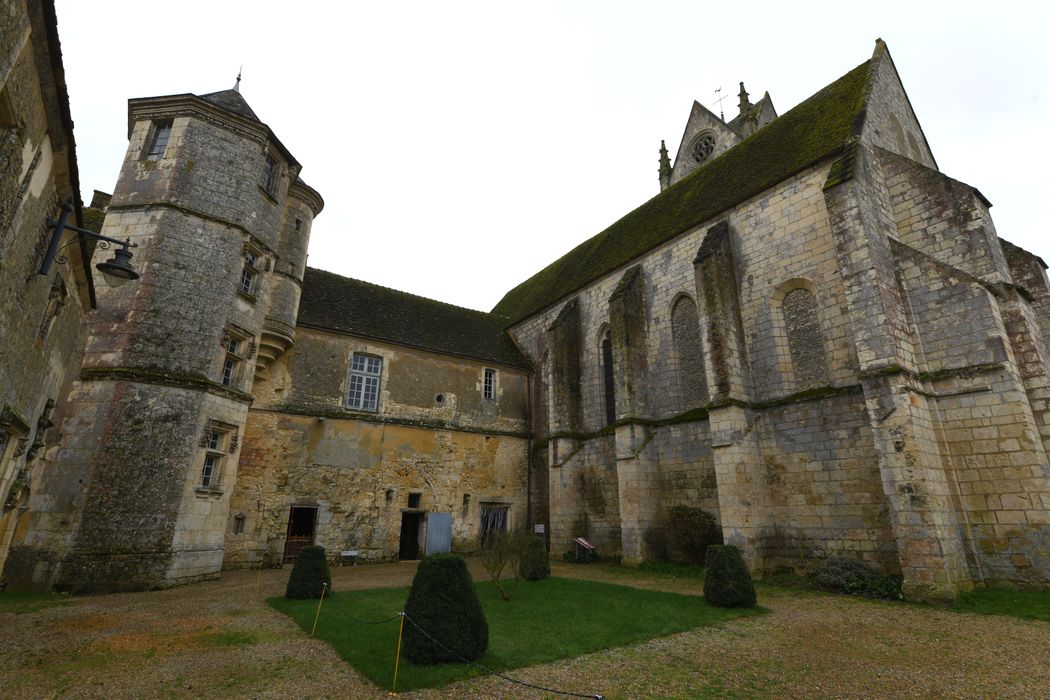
[
  {"xmin": 601, "ymin": 330, "xmax": 615, "ymax": 426},
  {"xmin": 671, "ymin": 295, "xmax": 708, "ymax": 407}
]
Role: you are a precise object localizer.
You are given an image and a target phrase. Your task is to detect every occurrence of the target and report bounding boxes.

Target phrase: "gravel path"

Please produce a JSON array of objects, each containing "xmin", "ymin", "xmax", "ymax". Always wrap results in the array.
[{"xmin": 2, "ymin": 560, "xmax": 1048, "ymax": 699}]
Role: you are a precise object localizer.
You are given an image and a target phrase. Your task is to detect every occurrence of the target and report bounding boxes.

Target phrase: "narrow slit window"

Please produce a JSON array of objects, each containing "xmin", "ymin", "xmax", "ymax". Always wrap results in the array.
[
  {"xmin": 239, "ymin": 251, "xmax": 259, "ymax": 295},
  {"xmin": 483, "ymin": 368, "xmax": 496, "ymax": 400},
  {"xmin": 602, "ymin": 331, "xmax": 615, "ymax": 426},
  {"xmin": 145, "ymin": 120, "xmax": 172, "ymax": 160},
  {"xmin": 263, "ymin": 155, "xmax": 279, "ymax": 197},
  {"xmin": 200, "ymin": 428, "xmax": 227, "ymax": 489}
]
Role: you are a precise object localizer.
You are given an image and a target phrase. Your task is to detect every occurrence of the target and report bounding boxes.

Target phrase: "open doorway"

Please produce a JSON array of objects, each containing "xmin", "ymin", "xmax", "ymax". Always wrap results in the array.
[
  {"xmin": 283, "ymin": 505, "xmax": 317, "ymax": 564},
  {"xmin": 399, "ymin": 511, "xmax": 423, "ymax": 560}
]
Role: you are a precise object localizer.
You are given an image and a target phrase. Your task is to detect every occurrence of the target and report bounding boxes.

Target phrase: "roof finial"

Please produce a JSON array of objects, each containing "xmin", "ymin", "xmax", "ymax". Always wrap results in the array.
[
  {"xmin": 234, "ymin": 66, "xmax": 243, "ymax": 93},
  {"xmin": 738, "ymin": 81, "xmax": 751, "ymax": 116},
  {"xmin": 658, "ymin": 140, "xmax": 672, "ymax": 192},
  {"xmin": 713, "ymin": 87, "xmax": 727, "ymax": 122}
]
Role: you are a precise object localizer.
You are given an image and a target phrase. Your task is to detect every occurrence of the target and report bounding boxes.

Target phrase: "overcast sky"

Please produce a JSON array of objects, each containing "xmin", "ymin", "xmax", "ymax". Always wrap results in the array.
[{"xmin": 55, "ymin": 1, "xmax": 1048, "ymax": 312}]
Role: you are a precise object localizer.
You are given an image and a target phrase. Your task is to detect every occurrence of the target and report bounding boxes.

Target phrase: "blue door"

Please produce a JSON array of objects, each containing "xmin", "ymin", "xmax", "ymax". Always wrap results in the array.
[{"xmin": 425, "ymin": 512, "xmax": 452, "ymax": 554}]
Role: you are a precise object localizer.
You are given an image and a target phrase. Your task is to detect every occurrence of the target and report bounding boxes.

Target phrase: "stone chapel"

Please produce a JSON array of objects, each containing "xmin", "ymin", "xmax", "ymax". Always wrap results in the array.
[{"xmin": 1, "ymin": 2, "xmax": 1047, "ymax": 601}]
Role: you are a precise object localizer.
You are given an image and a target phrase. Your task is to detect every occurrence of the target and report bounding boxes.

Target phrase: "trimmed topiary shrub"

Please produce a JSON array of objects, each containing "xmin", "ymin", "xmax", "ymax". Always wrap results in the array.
[
  {"xmin": 402, "ymin": 553, "xmax": 488, "ymax": 664},
  {"xmin": 814, "ymin": 557, "xmax": 902, "ymax": 599},
  {"xmin": 702, "ymin": 545, "xmax": 756, "ymax": 607},
  {"xmin": 664, "ymin": 506, "xmax": 723, "ymax": 565},
  {"xmin": 285, "ymin": 545, "xmax": 332, "ymax": 599},
  {"xmin": 518, "ymin": 536, "xmax": 550, "ymax": 581}
]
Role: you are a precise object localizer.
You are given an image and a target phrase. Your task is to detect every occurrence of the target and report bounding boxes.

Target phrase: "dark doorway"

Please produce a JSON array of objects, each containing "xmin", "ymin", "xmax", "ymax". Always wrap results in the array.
[
  {"xmin": 283, "ymin": 506, "xmax": 317, "ymax": 563},
  {"xmin": 399, "ymin": 511, "xmax": 423, "ymax": 560}
]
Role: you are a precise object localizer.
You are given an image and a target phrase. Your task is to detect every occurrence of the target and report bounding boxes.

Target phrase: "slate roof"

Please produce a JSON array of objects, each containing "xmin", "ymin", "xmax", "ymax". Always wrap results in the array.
[
  {"xmin": 298, "ymin": 267, "xmax": 530, "ymax": 369},
  {"xmin": 491, "ymin": 59, "xmax": 873, "ymax": 325},
  {"xmin": 199, "ymin": 89, "xmax": 260, "ymax": 122}
]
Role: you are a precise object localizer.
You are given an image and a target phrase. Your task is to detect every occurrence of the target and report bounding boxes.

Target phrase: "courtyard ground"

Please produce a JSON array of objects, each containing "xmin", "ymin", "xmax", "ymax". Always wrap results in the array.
[{"xmin": 2, "ymin": 559, "xmax": 1048, "ymax": 699}]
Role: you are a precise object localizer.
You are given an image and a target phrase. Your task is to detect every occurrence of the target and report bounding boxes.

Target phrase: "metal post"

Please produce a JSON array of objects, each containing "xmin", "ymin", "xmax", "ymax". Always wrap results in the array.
[
  {"xmin": 391, "ymin": 611, "xmax": 406, "ymax": 694},
  {"xmin": 39, "ymin": 203, "xmax": 73, "ymax": 276}
]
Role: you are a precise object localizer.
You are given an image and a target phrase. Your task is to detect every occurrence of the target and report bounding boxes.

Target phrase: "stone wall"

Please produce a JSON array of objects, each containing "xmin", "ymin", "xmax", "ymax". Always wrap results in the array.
[
  {"xmin": 757, "ymin": 391, "xmax": 897, "ymax": 573},
  {"xmin": 225, "ymin": 327, "xmax": 530, "ymax": 566},
  {"xmin": 0, "ymin": 0, "xmax": 90, "ymax": 585},
  {"xmin": 226, "ymin": 411, "xmax": 527, "ymax": 566}
]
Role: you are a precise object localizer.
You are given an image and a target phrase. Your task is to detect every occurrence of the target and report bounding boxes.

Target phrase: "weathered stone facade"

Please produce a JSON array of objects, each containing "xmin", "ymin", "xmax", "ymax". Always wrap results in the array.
[
  {"xmin": 0, "ymin": 0, "xmax": 91, "ymax": 583},
  {"xmin": 226, "ymin": 326, "xmax": 529, "ymax": 568},
  {"xmin": 494, "ymin": 41, "xmax": 1050, "ymax": 600},
  {"xmin": 3, "ymin": 14, "xmax": 1048, "ymax": 602}
]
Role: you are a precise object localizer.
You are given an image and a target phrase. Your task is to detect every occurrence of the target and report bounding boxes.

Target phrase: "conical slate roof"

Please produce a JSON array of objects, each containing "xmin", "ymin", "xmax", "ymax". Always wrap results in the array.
[{"xmin": 199, "ymin": 89, "xmax": 260, "ymax": 122}]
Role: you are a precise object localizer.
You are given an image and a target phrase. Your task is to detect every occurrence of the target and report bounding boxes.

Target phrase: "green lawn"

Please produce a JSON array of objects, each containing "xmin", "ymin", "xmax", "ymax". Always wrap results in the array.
[
  {"xmin": 0, "ymin": 591, "xmax": 72, "ymax": 614},
  {"xmin": 269, "ymin": 576, "xmax": 761, "ymax": 692},
  {"xmin": 953, "ymin": 588, "xmax": 1050, "ymax": 622}
]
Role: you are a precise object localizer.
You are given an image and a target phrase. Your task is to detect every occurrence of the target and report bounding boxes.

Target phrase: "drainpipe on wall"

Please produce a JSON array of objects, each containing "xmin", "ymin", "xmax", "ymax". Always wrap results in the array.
[{"xmin": 525, "ymin": 370, "xmax": 533, "ymax": 532}]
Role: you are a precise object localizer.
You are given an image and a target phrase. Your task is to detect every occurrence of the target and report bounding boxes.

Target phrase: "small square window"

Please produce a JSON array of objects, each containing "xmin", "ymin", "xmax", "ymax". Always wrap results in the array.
[
  {"xmin": 480, "ymin": 503, "xmax": 509, "ymax": 540},
  {"xmin": 408, "ymin": 493, "xmax": 421, "ymax": 509},
  {"xmin": 233, "ymin": 513, "xmax": 246, "ymax": 535},
  {"xmin": 145, "ymin": 120, "xmax": 172, "ymax": 160}
]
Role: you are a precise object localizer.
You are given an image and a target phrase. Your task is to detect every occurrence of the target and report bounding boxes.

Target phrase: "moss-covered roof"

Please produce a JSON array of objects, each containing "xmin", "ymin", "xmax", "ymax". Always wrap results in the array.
[
  {"xmin": 299, "ymin": 268, "xmax": 530, "ymax": 369},
  {"xmin": 491, "ymin": 60, "xmax": 873, "ymax": 324}
]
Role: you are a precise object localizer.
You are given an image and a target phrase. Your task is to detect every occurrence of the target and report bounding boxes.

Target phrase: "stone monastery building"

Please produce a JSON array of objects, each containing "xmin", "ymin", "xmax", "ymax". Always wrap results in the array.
[{"xmin": 2, "ymin": 1, "xmax": 1049, "ymax": 601}]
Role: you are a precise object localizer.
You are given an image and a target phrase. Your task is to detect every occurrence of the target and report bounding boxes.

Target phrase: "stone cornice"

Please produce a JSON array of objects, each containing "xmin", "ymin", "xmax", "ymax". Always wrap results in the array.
[
  {"xmin": 127, "ymin": 94, "xmax": 300, "ymax": 173},
  {"xmin": 251, "ymin": 405, "xmax": 528, "ymax": 440},
  {"xmin": 79, "ymin": 367, "xmax": 254, "ymax": 404}
]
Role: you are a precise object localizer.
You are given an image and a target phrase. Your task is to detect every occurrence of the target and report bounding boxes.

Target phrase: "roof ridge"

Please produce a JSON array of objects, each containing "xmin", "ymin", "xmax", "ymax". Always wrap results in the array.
[
  {"xmin": 491, "ymin": 56, "xmax": 874, "ymax": 324},
  {"xmin": 305, "ymin": 266, "xmax": 506, "ymax": 319}
]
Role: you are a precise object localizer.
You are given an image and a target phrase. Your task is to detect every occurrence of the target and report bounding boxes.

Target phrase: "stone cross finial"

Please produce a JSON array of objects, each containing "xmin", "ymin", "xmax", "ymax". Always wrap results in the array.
[{"xmin": 738, "ymin": 81, "xmax": 751, "ymax": 115}]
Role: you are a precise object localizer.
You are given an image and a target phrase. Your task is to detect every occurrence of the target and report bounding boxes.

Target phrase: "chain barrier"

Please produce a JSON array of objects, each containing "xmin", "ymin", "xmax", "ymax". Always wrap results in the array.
[{"xmin": 255, "ymin": 566, "xmax": 605, "ymax": 698}]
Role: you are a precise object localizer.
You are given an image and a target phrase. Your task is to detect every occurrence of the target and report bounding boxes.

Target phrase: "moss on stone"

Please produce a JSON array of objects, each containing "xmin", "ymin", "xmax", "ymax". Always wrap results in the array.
[
  {"xmin": 917, "ymin": 362, "xmax": 1004, "ymax": 383},
  {"xmin": 492, "ymin": 60, "xmax": 873, "ymax": 325},
  {"xmin": 750, "ymin": 384, "xmax": 863, "ymax": 411}
]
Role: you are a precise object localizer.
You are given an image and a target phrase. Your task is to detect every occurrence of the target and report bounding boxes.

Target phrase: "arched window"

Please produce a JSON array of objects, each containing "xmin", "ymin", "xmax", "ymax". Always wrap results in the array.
[
  {"xmin": 601, "ymin": 330, "xmax": 615, "ymax": 426},
  {"xmin": 782, "ymin": 286, "xmax": 828, "ymax": 390},
  {"xmin": 671, "ymin": 295, "xmax": 708, "ymax": 407}
]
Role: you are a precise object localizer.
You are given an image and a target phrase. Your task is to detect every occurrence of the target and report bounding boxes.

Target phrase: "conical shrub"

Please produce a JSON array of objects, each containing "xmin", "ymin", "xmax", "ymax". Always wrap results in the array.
[
  {"xmin": 285, "ymin": 545, "xmax": 332, "ymax": 599},
  {"xmin": 518, "ymin": 535, "xmax": 550, "ymax": 581},
  {"xmin": 402, "ymin": 553, "xmax": 488, "ymax": 664},
  {"xmin": 702, "ymin": 544, "xmax": 756, "ymax": 607}
]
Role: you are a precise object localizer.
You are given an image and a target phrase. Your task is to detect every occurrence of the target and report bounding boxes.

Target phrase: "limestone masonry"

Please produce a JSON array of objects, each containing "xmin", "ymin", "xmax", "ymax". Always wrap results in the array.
[{"xmin": 2, "ymin": 1, "xmax": 1048, "ymax": 600}]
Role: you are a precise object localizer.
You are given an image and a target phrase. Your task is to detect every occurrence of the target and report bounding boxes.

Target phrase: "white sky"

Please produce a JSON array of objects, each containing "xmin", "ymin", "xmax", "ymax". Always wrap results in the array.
[{"xmin": 55, "ymin": 1, "xmax": 1049, "ymax": 312}]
